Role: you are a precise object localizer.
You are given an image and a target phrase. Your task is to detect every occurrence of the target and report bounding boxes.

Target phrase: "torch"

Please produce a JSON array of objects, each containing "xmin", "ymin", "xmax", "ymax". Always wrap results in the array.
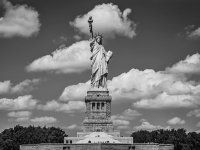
[{"xmin": 88, "ymin": 16, "xmax": 93, "ymax": 39}]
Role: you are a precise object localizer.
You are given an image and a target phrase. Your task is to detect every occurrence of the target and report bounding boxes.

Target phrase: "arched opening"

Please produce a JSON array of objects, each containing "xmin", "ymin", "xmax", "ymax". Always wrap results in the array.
[
  {"xmin": 101, "ymin": 102, "xmax": 104, "ymax": 110},
  {"xmin": 92, "ymin": 103, "xmax": 95, "ymax": 110},
  {"xmin": 97, "ymin": 103, "xmax": 100, "ymax": 110}
]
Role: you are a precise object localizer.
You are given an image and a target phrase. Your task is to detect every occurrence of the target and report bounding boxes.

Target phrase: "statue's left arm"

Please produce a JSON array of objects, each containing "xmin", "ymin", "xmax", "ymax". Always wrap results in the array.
[{"xmin": 106, "ymin": 50, "xmax": 113, "ymax": 63}]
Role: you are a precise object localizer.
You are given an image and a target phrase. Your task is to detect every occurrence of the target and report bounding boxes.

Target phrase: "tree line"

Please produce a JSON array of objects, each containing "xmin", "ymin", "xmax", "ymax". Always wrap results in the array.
[
  {"xmin": 131, "ymin": 128, "xmax": 200, "ymax": 150},
  {"xmin": 0, "ymin": 125, "xmax": 67, "ymax": 150},
  {"xmin": 0, "ymin": 125, "xmax": 200, "ymax": 150}
]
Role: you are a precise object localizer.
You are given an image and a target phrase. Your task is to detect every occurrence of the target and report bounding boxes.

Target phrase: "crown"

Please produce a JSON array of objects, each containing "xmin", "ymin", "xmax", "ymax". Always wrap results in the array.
[{"xmin": 94, "ymin": 32, "xmax": 103, "ymax": 39}]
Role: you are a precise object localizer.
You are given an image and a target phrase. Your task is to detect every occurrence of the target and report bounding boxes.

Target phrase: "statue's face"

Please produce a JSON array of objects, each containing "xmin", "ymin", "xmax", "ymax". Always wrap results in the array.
[{"xmin": 96, "ymin": 37, "xmax": 102, "ymax": 44}]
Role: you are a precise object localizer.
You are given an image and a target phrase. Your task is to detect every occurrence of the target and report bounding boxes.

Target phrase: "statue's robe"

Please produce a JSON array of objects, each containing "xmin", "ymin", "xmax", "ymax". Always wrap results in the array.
[{"xmin": 90, "ymin": 40, "xmax": 108, "ymax": 88}]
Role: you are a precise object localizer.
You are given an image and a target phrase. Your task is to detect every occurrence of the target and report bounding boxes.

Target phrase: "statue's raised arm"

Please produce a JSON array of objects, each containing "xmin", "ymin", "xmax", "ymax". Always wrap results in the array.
[
  {"xmin": 88, "ymin": 17, "xmax": 113, "ymax": 91},
  {"xmin": 88, "ymin": 16, "xmax": 94, "ymax": 39}
]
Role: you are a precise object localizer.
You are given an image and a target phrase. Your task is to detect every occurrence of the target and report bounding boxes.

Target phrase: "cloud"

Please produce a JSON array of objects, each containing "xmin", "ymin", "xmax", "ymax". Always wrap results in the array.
[
  {"xmin": 166, "ymin": 53, "xmax": 200, "ymax": 74},
  {"xmin": 112, "ymin": 109, "xmax": 141, "ymax": 121},
  {"xmin": 73, "ymin": 35, "xmax": 82, "ymax": 41},
  {"xmin": 111, "ymin": 109, "xmax": 141, "ymax": 130},
  {"xmin": 108, "ymin": 69, "xmax": 176, "ymax": 100},
  {"xmin": 0, "ymin": 0, "xmax": 40, "ymax": 38},
  {"xmin": 7, "ymin": 111, "xmax": 32, "ymax": 118},
  {"xmin": 59, "ymin": 68, "xmax": 200, "ymax": 108},
  {"xmin": 59, "ymin": 69, "xmax": 176, "ymax": 102},
  {"xmin": 59, "ymin": 81, "xmax": 90, "ymax": 101},
  {"xmin": 132, "ymin": 53, "xmax": 200, "ymax": 109},
  {"xmin": 66, "ymin": 124, "xmax": 79, "ymax": 130},
  {"xmin": 11, "ymin": 79, "xmax": 40, "ymax": 94},
  {"xmin": 15, "ymin": 117, "xmax": 30, "ymax": 122},
  {"xmin": 185, "ymin": 25, "xmax": 200, "ymax": 39},
  {"xmin": 0, "ymin": 79, "xmax": 40, "ymax": 95},
  {"xmin": 26, "ymin": 40, "xmax": 90, "ymax": 74},
  {"xmin": 59, "ymin": 53, "xmax": 200, "ymax": 109},
  {"xmin": 167, "ymin": 117, "xmax": 185, "ymax": 125},
  {"xmin": 133, "ymin": 119, "xmax": 170, "ymax": 131},
  {"xmin": 0, "ymin": 95, "xmax": 38, "ymax": 110},
  {"xmin": 60, "ymin": 68, "xmax": 199, "ymax": 108},
  {"xmin": 0, "ymin": 80, "xmax": 11, "ymax": 94},
  {"xmin": 187, "ymin": 109, "xmax": 200, "ymax": 117},
  {"xmin": 111, "ymin": 116, "xmax": 130, "ymax": 130},
  {"xmin": 30, "ymin": 116, "xmax": 57, "ymax": 124},
  {"xmin": 53, "ymin": 36, "xmax": 68, "ymax": 45},
  {"xmin": 70, "ymin": 3, "xmax": 136, "ymax": 38},
  {"xmin": 189, "ymin": 28, "xmax": 200, "ymax": 38},
  {"xmin": 7, "ymin": 111, "xmax": 32, "ymax": 122},
  {"xmin": 195, "ymin": 129, "xmax": 200, "ymax": 133},
  {"xmin": 112, "ymin": 119, "xmax": 130, "ymax": 126},
  {"xmin": 133, "ymin": 92, "xmax": 197, "ymax": 109},
  {"xmin": 38, "ymin": 100, "xmax": 85, "ymax": 113},
  {"xmin": 7, "ymin": 111, "xmax": 57, "ymax": 124}
]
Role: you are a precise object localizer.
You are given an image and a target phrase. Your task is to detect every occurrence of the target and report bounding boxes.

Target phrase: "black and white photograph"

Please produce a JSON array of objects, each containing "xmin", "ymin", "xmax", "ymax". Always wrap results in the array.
[{"xmin": 0, "ymin": 0, "xmax": 200, "ymax": 149}]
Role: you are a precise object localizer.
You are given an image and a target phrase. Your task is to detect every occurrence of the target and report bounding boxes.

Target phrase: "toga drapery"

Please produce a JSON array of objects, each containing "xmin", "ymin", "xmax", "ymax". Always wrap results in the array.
[{"xmin": 90, "ymin": 39, "xmax": 108, "ymax": 89}]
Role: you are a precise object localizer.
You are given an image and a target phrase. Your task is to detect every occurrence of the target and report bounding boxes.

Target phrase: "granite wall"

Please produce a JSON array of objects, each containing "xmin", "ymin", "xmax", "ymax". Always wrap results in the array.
[{"xmin": 20, "ymin": 143, "xmax": 174, "ymax": 150}]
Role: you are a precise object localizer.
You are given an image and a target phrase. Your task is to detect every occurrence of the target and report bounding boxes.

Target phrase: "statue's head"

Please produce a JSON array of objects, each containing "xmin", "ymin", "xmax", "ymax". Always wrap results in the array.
[{"xmin": 95, "ymin": 33, "xmax": 103, "ymax": 45}]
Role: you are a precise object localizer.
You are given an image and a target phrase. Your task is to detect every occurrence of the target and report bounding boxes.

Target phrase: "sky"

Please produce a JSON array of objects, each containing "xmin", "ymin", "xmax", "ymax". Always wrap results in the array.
[{"xmin": 0, "ymin": 0, "xmax": 200, "ymax": 136}]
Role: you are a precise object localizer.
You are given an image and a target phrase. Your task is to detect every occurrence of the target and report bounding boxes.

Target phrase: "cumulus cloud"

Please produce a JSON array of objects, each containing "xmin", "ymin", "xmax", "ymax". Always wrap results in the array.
[
  {"xmin": 59, "ymin": 53, "xmax": 200, "ymax": 109},
  {"xmin": 11, "ymin": 79, "xmax": 40, "ymax": 94},
  {"xmin": 133, "ymin": 92, "xmax": 197, "ymax": 109},
  {"xmin": 38, "ymin": 100, "xmax": 85, "ymax": 113},
  {"xmin": 112, "ymin": 109, "xmax": 141, "ymax": 121},
  {"xmin": 132, "ymin": 53, "xmax": 200, "ymax": 109},
  {"xmin": 111, "ymin": 116, "xmax": 130, "ymax": 130},
  {"xmin": 167, "ymin": 117, "xmax": 185, "ymax": 125},
  {"xmin": 111, "ymin": 109, "xmax": 141, "ymax": 129},
  {"xmin": 53, "ymin": 36, "xmax": 68, "ymax": 45},
  {"xmin": 108, "ymin": 69, "xmax": 176, "ymax": 100},
  {"xmin": 15, "ymin": 117, "xmax": 30, "ymax": 122},
  {"xmin": 30, "ymin": 116, "xmax": 57, "ymax": 124},
  {"xmin": 70, "ymin": 3, "xmax": 136, "ymax": 38},
  {"xmin": 60, "ymin": 68, "xmax": 200, "ymax": 108},
  {"xmin": 112, "ymin": 119, "xmax": 130, "ymax": 126},
  {"xmin": 0, "ymin": 80, "xmax": 11, "ymax": 94},
  {"xmin": 189, "ymin": 28, "xmax": 200, "ymax": 38},
  {"xmin": 73, "ymin": 35, "xmax": 82, "ymax": 41},
  {"xmin": 133, "ymin": 119, "xmax": 170, "ymax": 131},
  {"xmin": 185, "ymin": 25, "xmax": 200, "ymax": 39},
  {"xmin": 60, "ymin": 69, "xmax": 176, "ymax": 102},
  {"xmin": 59, "ymin": 81, "xmax": 90, "ymax": 101},
  {"xmin": 0, "ymin": 0, "xmax": 40, "ymax": 38},
  {"xmin": 0, "ymin": 79, "xmax": 40, "ymax": 95},
  {"xmin": 66, "ymin": 124, "xmax": 79, "ymax": 130},
  {"xmin": 187, "ymin": 109, "xmax": 200, "ymax": 117},
  {"xmin": 7, "ymin": 111, "xmax": 32, "ymax": 122},
  {"xmin": 26, "ymin": 40, "xmax": 90, "ymax": 74},
  {"xmin": 7, "ymin": 111, "xmax": 57, "ymax": 124},
  {"xmin": 0, "ymin": 95, "xmax": 38, "ymax": 110},
  {"xmin": 166, "ymin": 53, "xmax": 200, "ymax": 74},
  {"xmin": 7, "ymin": 111, "xmax": 32, "ymax": 118}
]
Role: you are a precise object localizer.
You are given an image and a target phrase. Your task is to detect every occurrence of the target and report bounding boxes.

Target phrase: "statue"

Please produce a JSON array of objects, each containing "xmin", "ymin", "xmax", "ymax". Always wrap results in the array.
[{"xmin": 88, "ymin": 16, "xmax": 113, "ymax": 90}]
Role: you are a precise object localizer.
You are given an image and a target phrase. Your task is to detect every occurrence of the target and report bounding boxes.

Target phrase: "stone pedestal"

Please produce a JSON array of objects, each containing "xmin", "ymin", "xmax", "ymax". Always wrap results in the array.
[
  {"xmin": 63, "ymin": 90, "xmax": 134, "ymax": 144},
  {"xmin": 83, "ymin": 90, "xmax": 114, "ymax": 132}
]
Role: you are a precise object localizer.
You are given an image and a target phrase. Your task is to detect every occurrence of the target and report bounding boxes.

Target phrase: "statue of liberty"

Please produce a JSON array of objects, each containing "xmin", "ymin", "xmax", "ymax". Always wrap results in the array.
[{"xmin": 88, "ymin": 16, "xmax": 113, "ymax": 90}]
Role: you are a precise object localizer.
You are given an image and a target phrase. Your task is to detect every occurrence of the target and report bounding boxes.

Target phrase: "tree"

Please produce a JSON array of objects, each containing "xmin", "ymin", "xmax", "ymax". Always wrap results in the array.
[
  {"xmin": 131, "ymin": 128, "xmax": 200, "ymax": 150},
  {"xmin": 0, "ymin": 125, "xmax": 67, "ymax": 150}
]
